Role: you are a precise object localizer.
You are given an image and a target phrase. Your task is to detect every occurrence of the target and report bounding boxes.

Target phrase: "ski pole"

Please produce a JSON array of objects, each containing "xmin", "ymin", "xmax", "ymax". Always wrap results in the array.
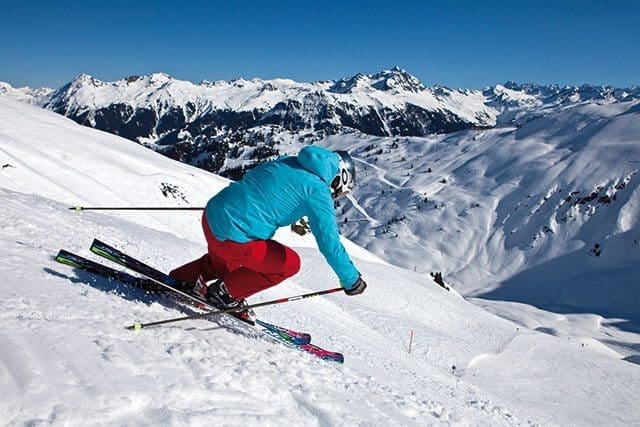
[
  {"xmin": 126, "ymin": 287, "xmax": 344, "ymax": 331},
  {"xmin": 70, "ymin": 206, "xmax": 204, "ymax": 211}
]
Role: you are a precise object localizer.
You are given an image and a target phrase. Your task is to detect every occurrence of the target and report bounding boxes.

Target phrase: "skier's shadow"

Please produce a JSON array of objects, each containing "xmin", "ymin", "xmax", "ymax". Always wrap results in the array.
[
  {"xmin": 44, "ymin": 263, "xmax": 248, "ymax": 334},
  {"xmin": 44, "ymin": 266, "xmax": 159, "ymax": 304}
]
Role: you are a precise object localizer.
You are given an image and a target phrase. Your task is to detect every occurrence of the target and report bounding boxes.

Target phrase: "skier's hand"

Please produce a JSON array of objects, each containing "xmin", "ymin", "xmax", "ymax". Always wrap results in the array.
[{"xmin": 344, "ymin": 275, "xmax": 367, "ymax": 296}]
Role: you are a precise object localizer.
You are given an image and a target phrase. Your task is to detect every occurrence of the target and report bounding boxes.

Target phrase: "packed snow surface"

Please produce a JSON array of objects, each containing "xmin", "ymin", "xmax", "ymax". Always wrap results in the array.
[{"xmin": 1, "ymin": 98, "xmax": 640, "ymax": 425}]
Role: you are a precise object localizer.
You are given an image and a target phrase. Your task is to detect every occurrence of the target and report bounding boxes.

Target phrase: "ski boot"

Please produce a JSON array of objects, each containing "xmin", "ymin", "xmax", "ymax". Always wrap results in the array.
[
  {"xmin": 170, "ymin": 275, "xmax": 211, "ymax": 309},
  {"xmin": 206, "ymin": 279, "xmax": 256, "ymax": 324}
]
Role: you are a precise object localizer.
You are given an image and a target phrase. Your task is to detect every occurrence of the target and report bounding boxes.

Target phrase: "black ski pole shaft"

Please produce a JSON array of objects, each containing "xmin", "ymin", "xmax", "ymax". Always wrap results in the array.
[
  {"xmin": 70, "ymin": 206, "xmax": 204, "ymax": 211},
  {"xmin": 127, "ymin": 287, "xmax": 344, "ymax": 331}
]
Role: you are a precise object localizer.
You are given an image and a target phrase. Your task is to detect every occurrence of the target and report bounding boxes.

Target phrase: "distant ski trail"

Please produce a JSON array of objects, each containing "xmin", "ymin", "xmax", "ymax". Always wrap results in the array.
[
  {"xmin": 346, "ymin": 193, "xmax": 380, "ymax": 226},
  {"xmin": 354, "ymin": 157, "xmax": 401, "ymax": 189}
]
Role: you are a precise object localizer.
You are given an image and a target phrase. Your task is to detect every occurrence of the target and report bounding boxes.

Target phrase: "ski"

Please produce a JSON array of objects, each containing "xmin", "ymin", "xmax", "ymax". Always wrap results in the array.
[
  {"xmin": 56, "ymin": 249, "xmax": 158, "ymax": 290},
  {"xmin": 55, "ymin": 249, "xmax": 314, "ymax": 347},
  {"xmin": 56, "ymin": 249, "xmax": 212, "ymax": 311},
  {"xmin": 87, "ymin": 239, "xmax": 318, "ymax": 343},
  {"xmin": 254, "ymin": 319, "xmax": 312, "ymax": 345},
  {"xmin": 86, "ymin": 240, "xmax": 344, "ymax": 362}
]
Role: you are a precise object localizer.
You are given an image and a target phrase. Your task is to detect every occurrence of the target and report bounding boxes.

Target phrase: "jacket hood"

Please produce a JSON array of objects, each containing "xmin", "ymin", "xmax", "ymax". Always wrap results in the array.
[{"xmin": 297, "ymin": 146, "xmax": 339, "ymax": 184}]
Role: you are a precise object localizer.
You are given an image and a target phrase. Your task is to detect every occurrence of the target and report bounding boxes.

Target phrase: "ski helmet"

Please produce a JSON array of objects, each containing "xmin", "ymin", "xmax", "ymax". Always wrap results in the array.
[{"xmin": 330, "ymin": 150, "xmax": 356, "ymax": 199}]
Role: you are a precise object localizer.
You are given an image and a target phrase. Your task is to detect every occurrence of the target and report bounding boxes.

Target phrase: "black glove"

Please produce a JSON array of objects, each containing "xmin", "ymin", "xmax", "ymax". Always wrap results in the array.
[{"xmin": 344, "ymin": 275, "xmax": 367, "ymax": 296}]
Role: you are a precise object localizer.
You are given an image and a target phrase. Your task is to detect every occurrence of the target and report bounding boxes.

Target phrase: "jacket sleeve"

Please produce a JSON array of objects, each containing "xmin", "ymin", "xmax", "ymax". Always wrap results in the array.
[{"xmin": 306, "ymin": 187, "xmax": 360, "ymax": 287}]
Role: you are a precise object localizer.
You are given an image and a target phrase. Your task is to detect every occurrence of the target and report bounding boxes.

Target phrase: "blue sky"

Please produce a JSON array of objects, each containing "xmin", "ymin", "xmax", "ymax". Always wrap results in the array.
[{"xmin": 2, "ymin": 0, "xmax": 639, "ymax": 89}]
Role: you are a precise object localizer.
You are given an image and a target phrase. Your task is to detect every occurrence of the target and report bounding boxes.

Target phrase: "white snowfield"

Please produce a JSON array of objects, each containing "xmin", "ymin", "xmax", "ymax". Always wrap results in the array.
[{"xmin": 1, "ymin": 98, "xmax": 639, "ymax": 425}]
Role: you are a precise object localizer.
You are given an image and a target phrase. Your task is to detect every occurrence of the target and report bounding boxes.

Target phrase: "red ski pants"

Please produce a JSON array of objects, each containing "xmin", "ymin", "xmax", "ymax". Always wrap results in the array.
[{"xmin": 169, "ymin": 213, "xmax": 300, "ymax": 299}]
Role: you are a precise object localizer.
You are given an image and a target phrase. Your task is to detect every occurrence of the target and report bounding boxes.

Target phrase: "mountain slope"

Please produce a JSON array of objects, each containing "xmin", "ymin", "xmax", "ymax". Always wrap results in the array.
[
  {"xmin": 328, "ymin": 101, "xmax": 640, "ymax": 327},
  {"xmin": 1, "ymin": 97, "xmax": 639, "ymax": 425}
]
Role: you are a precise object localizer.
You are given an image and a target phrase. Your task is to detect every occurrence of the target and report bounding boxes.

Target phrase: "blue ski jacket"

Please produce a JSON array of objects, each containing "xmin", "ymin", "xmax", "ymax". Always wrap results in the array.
[{"xmin": 205, "ymin": 146, "xmax": 360, "ymax": 287}]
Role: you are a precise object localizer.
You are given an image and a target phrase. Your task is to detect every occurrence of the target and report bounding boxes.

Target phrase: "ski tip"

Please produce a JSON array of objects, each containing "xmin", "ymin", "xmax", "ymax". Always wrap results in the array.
[{"xmin": 323, "ymin": 353, "xmax": 345, "ymax": 363}]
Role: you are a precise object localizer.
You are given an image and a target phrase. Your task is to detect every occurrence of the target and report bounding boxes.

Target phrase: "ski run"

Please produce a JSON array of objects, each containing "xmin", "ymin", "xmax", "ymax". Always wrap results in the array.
[{"xmin": 1, "ymin": 97, "xmax": 639, "ymax": 425}]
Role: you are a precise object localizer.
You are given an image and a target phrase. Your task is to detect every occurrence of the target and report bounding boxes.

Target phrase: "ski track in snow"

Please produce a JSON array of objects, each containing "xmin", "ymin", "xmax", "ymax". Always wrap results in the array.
[{"xmin": 354, "ymin": 156, "xmax": 402, "ymax": 189}]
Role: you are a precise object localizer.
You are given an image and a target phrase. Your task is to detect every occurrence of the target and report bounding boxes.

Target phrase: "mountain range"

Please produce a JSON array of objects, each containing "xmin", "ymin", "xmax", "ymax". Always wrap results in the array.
[{"xmin": 3, "ymin": 68, "xmax": 639, "ymax": 178}]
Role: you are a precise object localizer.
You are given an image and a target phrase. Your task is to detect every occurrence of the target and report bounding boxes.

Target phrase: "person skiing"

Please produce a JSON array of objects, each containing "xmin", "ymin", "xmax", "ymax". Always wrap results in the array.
[{"xmin": 169, "ymin": 146, "xmax": 367, "ymax": 317}]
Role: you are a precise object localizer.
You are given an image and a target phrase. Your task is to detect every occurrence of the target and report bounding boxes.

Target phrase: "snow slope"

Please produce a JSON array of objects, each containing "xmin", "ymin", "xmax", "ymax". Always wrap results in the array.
[
  {"xmin": 1, "ymin": 98, "xmax": 640, "ymax": 425},
  {"xmin": 324, "ymin": 100, "xmax": 640, "ymax": 355}
]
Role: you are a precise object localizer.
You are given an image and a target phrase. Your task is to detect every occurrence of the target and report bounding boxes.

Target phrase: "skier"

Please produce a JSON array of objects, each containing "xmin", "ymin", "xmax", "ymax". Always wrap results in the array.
[{"xmin": 169, "ymin": 146, "xmax": 367, "ymax": 315}]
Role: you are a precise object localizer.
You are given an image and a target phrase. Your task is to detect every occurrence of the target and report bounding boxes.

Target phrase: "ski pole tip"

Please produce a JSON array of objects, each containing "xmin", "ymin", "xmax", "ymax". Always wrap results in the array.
[
  {"xmin": 71, "ymin": 205, "xmax": 82, "ymax": 211},
  {"xmin": 126, "ymin": 322, "xmax": 143, "ymax": 331}
]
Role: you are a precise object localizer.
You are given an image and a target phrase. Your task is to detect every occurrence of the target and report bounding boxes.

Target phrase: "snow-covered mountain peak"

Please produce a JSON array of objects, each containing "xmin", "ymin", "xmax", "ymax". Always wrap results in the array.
[
  {"xmin": 327, "ymin": 67, "xmax": 426, "ymax": 94},
  {"xmin": 370, "ymin": 66, "xmax": 426, "ymax": 93},
  {"xmin": 118, "ymin": 72, "xmax": 172, "ymax": 87},
  {"xmin": 70, "ymin": 73, "xmax": 104, "ymax": 88},
  {"xmin": 327, "ymin": 72, "xmax": 369, "ymax": 93},
  {"xmin": 480, "ymin": 81, "xmax": 640, "ymax": 126},
  {"xmin": 500, "ymin": 80, "xmax": 640, "ymax": 104},
  {"xmin": 0, "ymin": 81, "xmax": 54, "ymax": 104},
  {"xmin": 485, "ymin": 84, "xmax": 542, "ymax": 108},
  {"xmin": 45, "ymin": 73, "xmax": 109, "ymax": 111},
  {"xmin": 148, "ymin": 71, "xmax": 172, "ymax": 83},
  {"xmin": 124, "ymin": 74, "xmax": 144, "ymax": 84}
]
